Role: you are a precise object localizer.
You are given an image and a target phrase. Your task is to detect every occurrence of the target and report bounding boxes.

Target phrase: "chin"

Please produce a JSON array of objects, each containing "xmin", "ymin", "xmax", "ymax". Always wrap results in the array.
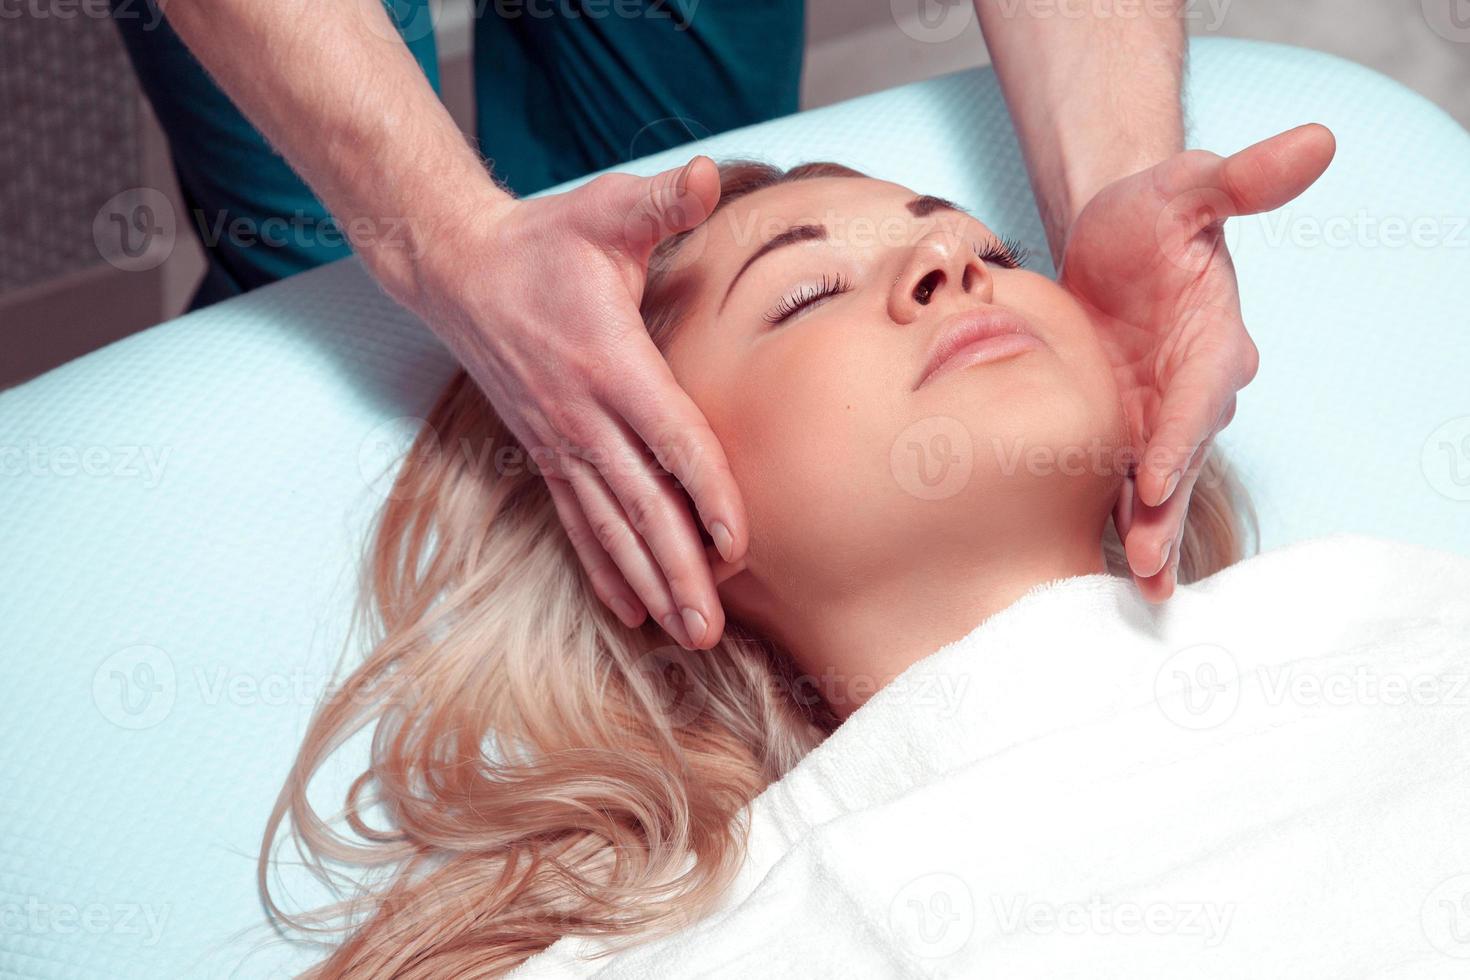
[{"xmin": 945, "ymin": 377, "xmax": 1126, "ymax": 525}]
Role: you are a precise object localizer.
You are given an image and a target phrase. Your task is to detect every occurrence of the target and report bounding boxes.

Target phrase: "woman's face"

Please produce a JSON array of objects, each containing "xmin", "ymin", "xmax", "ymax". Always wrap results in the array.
[{"xmin": 661, "ymin": 176, "xmax": 1128, "ymax": 639}]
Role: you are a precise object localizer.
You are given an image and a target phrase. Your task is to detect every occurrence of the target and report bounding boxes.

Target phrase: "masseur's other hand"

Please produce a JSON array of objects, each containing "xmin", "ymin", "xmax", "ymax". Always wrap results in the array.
[
  {"xmin": 1058, "ymin": 123, "xmax": 1337, "ymax": 602},
  {"xmin": 411, "ymin": 156, "xmax": 742, "ymax": 650}
]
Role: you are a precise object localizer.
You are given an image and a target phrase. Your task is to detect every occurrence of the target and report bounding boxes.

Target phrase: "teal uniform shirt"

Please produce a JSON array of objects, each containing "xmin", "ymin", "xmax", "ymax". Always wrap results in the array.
[
  {"xmin": 109, "ymin": 0, "xmax": 803, "ymax": 310},
  {"xmin": 472, "ymin": 0, "xmax": 804, "ymax": 193}
]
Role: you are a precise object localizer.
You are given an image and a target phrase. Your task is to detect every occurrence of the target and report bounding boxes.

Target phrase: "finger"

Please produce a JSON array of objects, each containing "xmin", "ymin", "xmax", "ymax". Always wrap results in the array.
[
  {"xmin": 1138, "ymin": 479, "xmax": 1196, "ymax": 605},
  {"xmin": 573, "ymin": 415, "xmax": 727, "ymax": 651},
  {"xmin": 1137, "ymin": 351, "xmax": 1239, "ymax": 508},
  {"xmin": 1220, "ymin": 394, "xmax": 1238, "ymax": 428},
  {"xmin": 609, "ymin": 349, "xmax": 748, "ymax": 568},
  {"xmin": 1216, "ymin": 123, "xmax": 1337, "ymax": 218},
  {"xmin": 544, "ymin": 473, "xmax": 649, "ymax": 629},
  {"xmin": 1125, "ymin": 436, "xmax": 1218, "ymax": 603},
  {"xmin": 1159, "ymin": 123, "xmax": 1337, "ymax": 237},
  {"xmin": 1133, "ymin": 481, "xmax": 1195, "ymax": 605},
  {"xmin": 593, "ymin": 156, "xmax": 723, "ymax": 263},
  {"xmin": 561, "ymin": 450, "xmax": 697, "ymax": 649},
  {"xmin": 1133, "ymin": 551, "xmax": 1180, "ymax": 605},
  {"xmin": 707, "ymin": 544, "xmax": 748, "ymax": 588},
  {"xmin": 1111, "ymin": 470, "xmax": 1136, "ymax": 543}
]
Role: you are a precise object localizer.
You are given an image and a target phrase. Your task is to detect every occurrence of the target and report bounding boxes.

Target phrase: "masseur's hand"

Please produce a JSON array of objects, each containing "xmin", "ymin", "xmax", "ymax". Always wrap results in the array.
[
  {"xmin": 416, "ymin": 157, "xmax": 743, "ymax": 650},
  {"xmin": 1058, "ymin": 123, "xmax": 1337, "ymax": 601},
  {"xmin": 154, "ymin": 4, "xmax": 740, "ymax": 647}
]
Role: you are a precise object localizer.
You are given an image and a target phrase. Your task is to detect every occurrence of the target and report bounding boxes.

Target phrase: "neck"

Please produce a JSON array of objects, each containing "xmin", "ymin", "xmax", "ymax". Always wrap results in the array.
[{"xmin": 774, "ymin": 532, "xmax": 1111, "ymax": 721}]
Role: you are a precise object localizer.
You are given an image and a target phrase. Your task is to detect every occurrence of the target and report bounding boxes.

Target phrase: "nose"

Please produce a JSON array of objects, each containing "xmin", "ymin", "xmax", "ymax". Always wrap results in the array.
[{"xmin": 887, "ymin": 228, "xmax": 993, "ymax": 324}]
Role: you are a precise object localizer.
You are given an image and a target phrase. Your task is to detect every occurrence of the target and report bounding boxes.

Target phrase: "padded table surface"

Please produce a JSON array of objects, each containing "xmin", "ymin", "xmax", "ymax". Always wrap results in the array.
[{"xmin": 2, "ymin": 37, "xmax": 1468, "ymax": 978}]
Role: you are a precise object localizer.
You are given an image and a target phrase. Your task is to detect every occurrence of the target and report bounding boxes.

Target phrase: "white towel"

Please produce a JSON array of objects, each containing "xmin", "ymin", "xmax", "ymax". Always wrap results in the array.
[{"xmin": 513, "ymin": 533, "xmax": 1470, "ymax": 978}]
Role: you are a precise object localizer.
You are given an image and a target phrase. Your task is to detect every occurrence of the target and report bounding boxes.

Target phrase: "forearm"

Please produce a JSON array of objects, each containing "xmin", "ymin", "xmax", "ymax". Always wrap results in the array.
[
  {"xmin": 162, "ymin": 0, "xmax": 509, "ymax": 312},
  {"xmin": 974, "ymin": 0, "xmax": 1186, "ymax": 262}
]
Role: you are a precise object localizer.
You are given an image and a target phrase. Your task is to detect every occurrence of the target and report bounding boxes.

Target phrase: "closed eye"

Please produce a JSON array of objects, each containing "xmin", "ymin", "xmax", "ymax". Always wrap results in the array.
[
  {"xmin": 973, "ymin": 235, "xmax": 1031, "ymax": 270},
  {"xmin": 764, "ymin": 273, "xmax": 853, "ymax": 325}
]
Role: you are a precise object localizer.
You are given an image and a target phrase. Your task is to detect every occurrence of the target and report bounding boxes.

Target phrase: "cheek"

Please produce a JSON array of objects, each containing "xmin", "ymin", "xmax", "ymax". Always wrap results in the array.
[
  {"xmin": 1033, "ymin": 284, "xmax": 1127, "ymax": 442},
  {"xmin": 978, "ymin": 281, "xmax": 1129, "ymax": 481},
  {"xmin": 706, "ymin": 328, "xmax": 907, "ymax": 566}
]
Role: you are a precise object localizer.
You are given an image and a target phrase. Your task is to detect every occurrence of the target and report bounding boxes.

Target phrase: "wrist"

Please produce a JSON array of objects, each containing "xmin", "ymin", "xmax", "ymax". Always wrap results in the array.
[
  {"xmin": 1041, "ymin": 136, "xmax": 1184, "ymax": 264},
  {"xmin": 364, "ymin": 171, "xmax": 518, "ymax": 322}
]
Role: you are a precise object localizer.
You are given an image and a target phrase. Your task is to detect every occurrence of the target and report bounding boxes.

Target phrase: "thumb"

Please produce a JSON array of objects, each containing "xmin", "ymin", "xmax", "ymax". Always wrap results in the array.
[
  {"xmin": 1216, "ymin": 122, "xmax": 1337, "ymax": 217},
  {"xmin": 1150, "ymin": 123, "xmax": 1336, "ymax": 269},
  {"xmin": 614, "ymin": 156, "xmax": 722, "ymax": 262},
  {"xmin": 1161, "ymin": 123, "xmax": 1337, "ymax": 237}
]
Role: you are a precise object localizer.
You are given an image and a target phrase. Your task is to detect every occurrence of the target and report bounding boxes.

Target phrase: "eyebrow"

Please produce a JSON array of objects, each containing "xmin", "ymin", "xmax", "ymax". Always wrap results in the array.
[
  {"xmin": 719, "ymin": 223, "xmax": 828, "ymax": 311},
  {"xmin": 718, "ymin": 195, "xmax": 970, "ymax": 311},
  {"xmin": 907, "ymin": 194, "xmax": 968, "ymax": 218}
]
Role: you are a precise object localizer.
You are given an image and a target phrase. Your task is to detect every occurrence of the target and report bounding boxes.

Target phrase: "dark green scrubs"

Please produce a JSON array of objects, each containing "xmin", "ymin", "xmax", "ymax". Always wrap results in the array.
[
  {"xmin": 109, "ymin": 0, "xmax": 803, "ymax": 311},
  {"xmin": 473, "ymin": 0, "xmax": 804, "ymax": 192}
]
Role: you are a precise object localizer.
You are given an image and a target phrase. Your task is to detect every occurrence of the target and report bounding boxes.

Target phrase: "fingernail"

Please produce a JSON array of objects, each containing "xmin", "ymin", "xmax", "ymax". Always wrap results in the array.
[
  {"xmin": 710, "ymin": 521, "xmax": 734, "ymax": 562},
  {"xmin": 610, "ymin": 596, "xmax": 641, "ymax": 628},
  {"xmin": 1155, "ymin": 538, "xmax": 1173, "ymax": 576},
  {"xmin": 661, "ymin": 613, "xmax": 692, "ymax": 648},
  {"xmin": 1159, "ymin": 468, "xmax": 1183, "ymax": 504},
  {"xmin": 680, "ymin": 607, "xmax": 708, "ymax": 647}
]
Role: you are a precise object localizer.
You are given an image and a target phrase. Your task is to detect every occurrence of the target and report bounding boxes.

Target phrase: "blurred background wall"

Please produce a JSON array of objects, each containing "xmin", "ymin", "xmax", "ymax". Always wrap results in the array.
[{"xmin": 3, "ymin": 0, "xmax": 1468, "ymax": 388}]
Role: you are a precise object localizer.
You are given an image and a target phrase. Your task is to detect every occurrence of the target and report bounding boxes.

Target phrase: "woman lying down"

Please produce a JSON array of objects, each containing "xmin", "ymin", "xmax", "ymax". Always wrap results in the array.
[{"xmin": 260, "ymin": 126, "xmax": 1470, "ymax": 977}]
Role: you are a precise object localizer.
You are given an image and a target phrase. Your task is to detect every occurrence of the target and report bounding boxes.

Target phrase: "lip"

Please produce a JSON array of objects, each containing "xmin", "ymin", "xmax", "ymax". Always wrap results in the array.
[{"xmin": 914, "ymin": 308, "xmax": 1043, "ymax": 390}]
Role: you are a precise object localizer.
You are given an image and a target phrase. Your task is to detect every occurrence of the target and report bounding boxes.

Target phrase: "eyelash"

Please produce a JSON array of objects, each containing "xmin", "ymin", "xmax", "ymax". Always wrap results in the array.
[
  {"xmin": 763, "ymin": 272, "xmax": 853, "ymax": 324},
  {"xmin": 974, "ymin": 235, "xmax": 1032, "ymax": 269},
  {"xmin": 762, "ymin": 235, "xmax": 1031, "ymax": 325}
]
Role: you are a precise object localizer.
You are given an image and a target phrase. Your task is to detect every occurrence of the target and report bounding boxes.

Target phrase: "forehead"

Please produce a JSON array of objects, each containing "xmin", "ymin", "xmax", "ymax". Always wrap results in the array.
[{"xmin": 698, "ymin": 176, "xmax": 959, "ymax": 255}]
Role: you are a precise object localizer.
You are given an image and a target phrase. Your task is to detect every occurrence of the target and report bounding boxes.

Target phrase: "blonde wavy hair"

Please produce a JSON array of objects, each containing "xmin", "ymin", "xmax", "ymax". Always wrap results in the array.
[{"xmin": 259, "ymin": 161, "xmax": 1256, "ymax": 976}]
